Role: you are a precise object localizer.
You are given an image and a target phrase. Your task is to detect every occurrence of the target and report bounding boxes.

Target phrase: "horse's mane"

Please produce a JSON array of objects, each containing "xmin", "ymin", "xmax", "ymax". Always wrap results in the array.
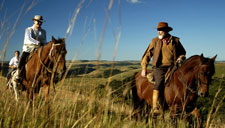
[
  {"xmin": 182, "ymin": 55, "xmax": 200, "ymax": 65},
  {"xmin": 28, "ymin": 38, "xmax": 65, "ymax": 65},
  {"xmin": 54, "ymin": 38, "xmax": 64, "ymax": 43},
  {"xmin": 43, "ymin": 37, "xmax": 65, "ymax": 47},
  {"xmin": 35, "ymin": 37, "xmax": 65, "ymax": 53},
  {"xmin": 179, "ymin": 55, "xmax": 215, "ymax": 75}
]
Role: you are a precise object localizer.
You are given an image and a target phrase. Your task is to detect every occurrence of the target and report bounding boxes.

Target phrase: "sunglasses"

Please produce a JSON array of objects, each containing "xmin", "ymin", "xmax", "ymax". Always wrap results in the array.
[{"xmin": 34, "ymin": 20, "xmax": 43, "ymax": 24}]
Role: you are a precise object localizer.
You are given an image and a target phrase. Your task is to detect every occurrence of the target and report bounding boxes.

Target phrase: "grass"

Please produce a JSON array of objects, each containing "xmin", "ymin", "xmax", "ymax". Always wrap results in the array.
[
  {"xmin": 0, "ymin": 61, "xmax": 225, "ymax": 128},
  {"xmin": 1, "ymin": 0, "xmax": 225, "ymax": 127},
  {"xmin": 214, "ymin": 62, "xmax": 225, "ymax": 78}
]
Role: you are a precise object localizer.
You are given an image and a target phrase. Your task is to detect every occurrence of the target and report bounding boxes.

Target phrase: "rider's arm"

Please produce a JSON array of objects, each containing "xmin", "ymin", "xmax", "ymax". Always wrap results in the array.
[
  {"xmin": 140, "ymin": 41, "xmax": 154, "ymax": 77},
  {"xmin": 9, "ymin": 65, "xmax": 15, "ymax": 69},
  {"xmin": 39, "ymin": 29, "xmax": 47, "ymax": 46},
  {"xmin": 141, "ymin": 41, "xmax": 154, "ymax": 71},
  {"xmin": 24, "ymin": 28, "xmax": 40, "ymax": 45},
  {"xmin": 8, "ymin": 58, "xmax": 17, "ymax": 69},
  {"xmin": 176, "ymin": 39, "xmax": 186, "ymax": 63},
  {"xmin": 43, "ymin": 30, "xmax": 47, "ymax": 44}
]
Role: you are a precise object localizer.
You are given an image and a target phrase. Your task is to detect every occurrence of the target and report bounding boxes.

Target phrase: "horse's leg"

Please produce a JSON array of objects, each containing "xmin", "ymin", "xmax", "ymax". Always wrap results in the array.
[
  {"xmin": 26, "ymin": 88, "xmax": 33, "ymax": 102},
  {"xmin": 170, "ymin": 105, "xmax": 178, "ymax": 127},
  {"xmin": 43, "ymin": 84, "xmax": 50, "ymax": 102},
  {"xmin": 43, "ymin": 84, "xmax": 51, "ymax": 119},
  {"xmin": 6, "ymin": 79, "xmax": 11, "ymax": 90},
  {"xmin": 13, "ymin": 81, "xmax": 19, "ymax": 102},
  {"xmin": 191, "ymin": 107, "xmax": 201, "ymax": 128},
  {"xmin": 7, "ymin": 80, "xmax": 13, "ymax": 93},
  {"xmin": 131, "ymin": 81, "xmax": 143, "ymax": 120},
  {"xmin": 170, "ymin": 105, "xmax": 177, "ymax": 119}
]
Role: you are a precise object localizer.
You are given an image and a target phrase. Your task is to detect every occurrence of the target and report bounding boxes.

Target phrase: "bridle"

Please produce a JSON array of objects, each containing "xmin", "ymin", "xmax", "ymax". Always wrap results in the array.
[
  {"xmin": 39, "ymin": 42, "xmax": 66, "ymax": 74},
  {"xmin": 49, "ymin": 43, "xmax": 65, "ymax": 63},
  {"xmin": 177, "ymin": 64, "xmax": 209, "ymax": 94}
]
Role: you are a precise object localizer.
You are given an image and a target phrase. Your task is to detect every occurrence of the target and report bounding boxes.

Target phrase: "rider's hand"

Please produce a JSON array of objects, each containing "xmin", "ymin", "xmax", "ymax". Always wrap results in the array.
[
  {"xmin": 38, "ymin": 42, "xmax": 43, "ymax": 47},
  {"xmin": 141, "ymin": 69, "xmax": 147, "ymax": 77},
  {"xmin": 176, "ymin": 57, "xmax": 182, "ymax": 64},
  {"xmin": 176, "ymin": 56, "xmax": 185, "ymax": 64}
]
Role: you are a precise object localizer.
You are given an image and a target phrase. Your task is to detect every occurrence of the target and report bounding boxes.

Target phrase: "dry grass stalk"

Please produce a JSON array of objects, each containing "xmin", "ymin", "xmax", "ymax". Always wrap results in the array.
[
  {"xmin": 206, "ymin": 74, "xmax": 224, "ymax": 128},
  {"xmin": 96, "ymin": 0, "xmax": 114, "ymax": 62},
  {"xmin": 0, "ymin": 0, "xmax": 37, "ymax": 75},
  {"xmin": 60, "ymin": 0, "xmax": 86, "ymax": 86}
]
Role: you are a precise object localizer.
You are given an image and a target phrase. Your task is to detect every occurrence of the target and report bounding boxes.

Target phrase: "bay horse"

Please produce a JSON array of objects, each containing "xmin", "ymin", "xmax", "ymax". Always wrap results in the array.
[
  {"xmin": 9, "ymin": 36, "xmax": 67, "ymax": 101},
  {"xmin": 132, "ymin": 54, "xmax": 216, "ymax": 126}
]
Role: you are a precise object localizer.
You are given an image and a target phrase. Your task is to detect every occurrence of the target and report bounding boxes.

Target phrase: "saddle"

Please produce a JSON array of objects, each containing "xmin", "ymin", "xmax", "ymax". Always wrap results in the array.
[
  {"xmin": 27, "ymin": 48, "xmax": 38, "ymax": 62},
  {"xmin": 146, "ymin": 66, "xmax": 177, "ymax": 84}
]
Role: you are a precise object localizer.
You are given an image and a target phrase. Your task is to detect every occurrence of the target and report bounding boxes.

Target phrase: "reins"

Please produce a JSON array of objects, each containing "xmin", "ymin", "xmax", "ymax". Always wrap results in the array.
[
  {"xmin": 49, "ymin": 43, "xmax": 62, "ymax": 64},
  {"xmin": 177, "ymin": 70, "xmax": 199, "ymax": 94},
  {"xmin": 39, "ymin": 46, "xmax": 53, "ymax": 73},
  {"xmin": 39, "ymin": 42, "xmax": 65, "ymax": 75},
  {"xmin": 176, "ymin": 63, "xmax": 209, "ymax": 94}
]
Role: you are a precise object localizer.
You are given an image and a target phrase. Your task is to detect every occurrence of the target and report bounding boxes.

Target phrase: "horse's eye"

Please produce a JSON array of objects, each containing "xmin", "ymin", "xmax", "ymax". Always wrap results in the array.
[
  {"xmin": 55, "ymin": 50, "xmax": 60, "ymax": 54},
  {"xmin": 207, "ymin": 71, "xmax": 211, "ymax": 75},
  {"xmin": 200, "ymin": 72, "xmax": 205, "ymax": 76}
]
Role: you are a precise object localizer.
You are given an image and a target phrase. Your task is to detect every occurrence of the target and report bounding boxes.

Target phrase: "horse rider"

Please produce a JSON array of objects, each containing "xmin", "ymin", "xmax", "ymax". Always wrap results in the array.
[
  {"xmin": 141, "ymin": 22, "xmax": 186, "ymax": 115},
  {"xmin": 15, "ymin": 15, "xmax": 47, "ymax": 81},
  {"xmin": 7, "ymin": 50, "xmax": 20, "ymax": 80}
]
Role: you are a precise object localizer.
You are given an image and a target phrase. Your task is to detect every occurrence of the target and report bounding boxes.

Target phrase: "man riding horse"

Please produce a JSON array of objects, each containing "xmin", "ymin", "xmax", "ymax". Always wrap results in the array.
[
  {"xmin": 141, "ymin": 22, "xmax": 186, "ymax": 115},
  {"xmin": 15, "ymin": 15, "xmax": 46, "ymax": 81}
]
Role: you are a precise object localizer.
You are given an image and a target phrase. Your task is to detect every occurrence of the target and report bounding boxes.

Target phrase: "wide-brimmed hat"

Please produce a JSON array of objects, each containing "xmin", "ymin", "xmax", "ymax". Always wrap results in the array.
[
  {"xmin": 156, "ymin": 22, "xmax": 173, "ymax": 31},
  {"xmin": 32, "ymin": 15, "xmax": 45, "ymax": 22}
]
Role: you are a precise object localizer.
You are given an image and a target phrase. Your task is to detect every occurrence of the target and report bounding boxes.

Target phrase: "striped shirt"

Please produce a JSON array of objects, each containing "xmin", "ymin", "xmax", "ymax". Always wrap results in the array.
[{"xmin": 22, "ymin": 25, "xmax": 46, "ymax": 52}]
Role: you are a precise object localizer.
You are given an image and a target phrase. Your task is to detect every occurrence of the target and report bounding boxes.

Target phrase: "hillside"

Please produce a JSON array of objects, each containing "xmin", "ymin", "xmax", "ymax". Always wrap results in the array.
[{"xmin": 0, "ymin": 60, "xmax": 225, "ymax": 127}]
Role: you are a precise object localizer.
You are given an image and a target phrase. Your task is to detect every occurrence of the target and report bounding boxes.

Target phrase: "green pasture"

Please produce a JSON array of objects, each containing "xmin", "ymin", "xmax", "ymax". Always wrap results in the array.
[{"xmin": 0, "ymin": 61, "xmax": 224, "ymax": 127}]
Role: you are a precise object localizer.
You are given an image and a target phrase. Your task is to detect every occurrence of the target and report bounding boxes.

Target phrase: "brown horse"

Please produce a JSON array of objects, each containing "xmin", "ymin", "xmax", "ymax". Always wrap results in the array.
[
  {"xmin": 15, "ymin": 36, "xmax": 67, "ymax": 101},
  {"xmin": 132, "ymin": 54, "xmax": 216, "ymax": 125}
]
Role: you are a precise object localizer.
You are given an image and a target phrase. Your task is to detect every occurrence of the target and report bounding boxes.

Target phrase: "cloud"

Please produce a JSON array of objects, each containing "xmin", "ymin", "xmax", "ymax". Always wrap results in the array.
[{"xmin": 126, "ymin": 0, "xmax": 142, "ymax": 4}]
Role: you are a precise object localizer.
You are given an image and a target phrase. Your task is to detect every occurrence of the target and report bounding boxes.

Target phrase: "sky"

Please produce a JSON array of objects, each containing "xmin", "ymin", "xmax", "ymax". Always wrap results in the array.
[{"xmin": 1, "ymin": 0, "xmax": 225, "ymax": 61}]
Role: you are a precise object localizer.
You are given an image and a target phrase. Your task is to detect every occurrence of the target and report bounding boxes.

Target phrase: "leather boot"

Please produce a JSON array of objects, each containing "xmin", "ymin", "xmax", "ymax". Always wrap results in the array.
[{"xmin": 152, "ymin": 90, "xmax": 160, "ymax": 116}]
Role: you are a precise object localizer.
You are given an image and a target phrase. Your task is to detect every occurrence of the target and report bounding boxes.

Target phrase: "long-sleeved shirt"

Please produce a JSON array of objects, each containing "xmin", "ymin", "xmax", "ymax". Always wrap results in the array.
[
  {"xmin": 141, "ymin": 35, "xmax": 186, "ymax": 70},
  {"xmin": 22, "ymin": 25, "xmax": 46, "ymax": 52}
]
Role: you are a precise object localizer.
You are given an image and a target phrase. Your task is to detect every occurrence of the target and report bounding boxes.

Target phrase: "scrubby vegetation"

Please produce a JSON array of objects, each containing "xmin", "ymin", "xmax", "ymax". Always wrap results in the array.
[{"xmin": 0, "ymin": 61, "xmax": 224, "ymax": 128}]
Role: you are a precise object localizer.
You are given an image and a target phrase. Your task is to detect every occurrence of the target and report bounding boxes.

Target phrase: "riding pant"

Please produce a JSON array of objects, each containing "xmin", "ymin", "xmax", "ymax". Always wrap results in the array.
[
  {"xmin": 153, "ymin": 66, "xmax": 170, "ymax": 90},
  {"xmin": 18, "ymin": 52, "xmax": 30, "ymax": 70}
]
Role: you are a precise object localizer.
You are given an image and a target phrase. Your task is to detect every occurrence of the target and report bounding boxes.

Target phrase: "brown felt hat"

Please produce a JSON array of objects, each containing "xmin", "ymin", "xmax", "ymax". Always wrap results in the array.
[
  {"xmin": 156, "ymin": 22, "xmax": 173, "ymax": 31},
  {"xmin": 32, "ymin": 15, "xmax": 45, "ymax": 22}
]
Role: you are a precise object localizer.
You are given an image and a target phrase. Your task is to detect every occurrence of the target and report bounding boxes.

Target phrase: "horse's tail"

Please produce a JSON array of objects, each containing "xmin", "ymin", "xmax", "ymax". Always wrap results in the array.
[
  {"xmin": 130, "ymin": 71, "xmax": 146, "ymax": 119},
  {"xmin": 131, "ymin": 72, "xmax": 139, "ymax": 107}
]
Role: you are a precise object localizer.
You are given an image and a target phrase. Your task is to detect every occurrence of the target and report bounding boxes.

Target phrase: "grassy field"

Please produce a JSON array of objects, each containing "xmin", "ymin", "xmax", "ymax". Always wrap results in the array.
[{"xmin": 0, "ymin": 61, "xmax": 225, "ymax": 128}]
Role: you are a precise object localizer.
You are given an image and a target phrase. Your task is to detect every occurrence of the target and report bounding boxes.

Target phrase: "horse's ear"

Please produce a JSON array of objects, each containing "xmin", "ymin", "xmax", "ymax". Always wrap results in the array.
[
  {"xmin": 211, "ymin": 54, "xmax": 217, "ymax": 62},
  {"xmin": 52, "ymin": 36, "xmax": 56, "ymax": 43},
  {"xmin": 200, "ymin": 53, "xmax": 204, "ymax": 57},
  {"xmin": 62, "ymin": 38, "xmax": 65, "ymax": 43},
  {"xmin": 200, "ymin": 53, "xmax": 204, "ymax": 63}
]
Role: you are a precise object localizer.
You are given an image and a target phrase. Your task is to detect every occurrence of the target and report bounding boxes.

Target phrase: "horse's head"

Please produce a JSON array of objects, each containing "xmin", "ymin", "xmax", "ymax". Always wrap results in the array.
[
  {"xmin": 49, "ymin": 36, "xmax": 67, "ymax": 81},
  {"xmin": 196, "ymin": 54, "xmax": 216, "ymax": 97}
]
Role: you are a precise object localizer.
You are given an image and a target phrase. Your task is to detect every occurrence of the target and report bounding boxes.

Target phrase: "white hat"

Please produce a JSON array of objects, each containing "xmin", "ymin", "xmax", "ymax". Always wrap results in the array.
[{"xmin": 32, "ymin": 15, "xmax": 45, "ymax": 22}]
